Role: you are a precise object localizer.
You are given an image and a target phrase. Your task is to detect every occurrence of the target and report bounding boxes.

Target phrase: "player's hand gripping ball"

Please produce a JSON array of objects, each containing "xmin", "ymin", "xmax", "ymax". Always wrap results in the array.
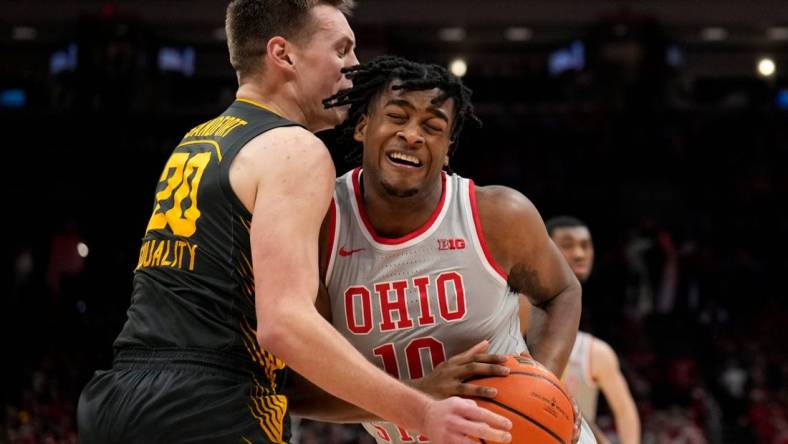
[{"xmin": 463, "ymin": 355, "xmax": 576, "ymax": 444}]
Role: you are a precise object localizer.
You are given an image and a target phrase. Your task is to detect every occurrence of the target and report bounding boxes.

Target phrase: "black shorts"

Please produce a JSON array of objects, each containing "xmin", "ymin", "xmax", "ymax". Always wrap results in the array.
[{"xmin": 77, "ymin": 348, "xmax": 290, "ymax": 444}]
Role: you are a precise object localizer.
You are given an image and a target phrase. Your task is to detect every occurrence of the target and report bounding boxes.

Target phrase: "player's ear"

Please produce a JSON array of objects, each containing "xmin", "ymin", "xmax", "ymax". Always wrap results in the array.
[
  {"xmin": 353, "ymin": 114, "xmax": 369, "ymax": 142},
  {"xmin": 444, "ymin": 140, "xmax": 455, "ymax": 166},
  {"xmin": 266, "ymin": 36, "xmax": 296, "ymax": 73}
]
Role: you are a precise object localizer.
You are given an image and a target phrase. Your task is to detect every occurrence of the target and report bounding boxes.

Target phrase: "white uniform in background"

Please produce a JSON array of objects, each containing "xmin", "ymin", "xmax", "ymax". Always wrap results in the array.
[{"xmin": 563, "ymin": 331, "xmax": 601, "ymax": 422}]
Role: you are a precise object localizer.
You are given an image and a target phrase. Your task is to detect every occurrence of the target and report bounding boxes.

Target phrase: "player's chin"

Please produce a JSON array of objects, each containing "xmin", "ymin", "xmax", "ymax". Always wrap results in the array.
[
  {"xmin": 332, "ymin": 106, "xmax": 349, "ymax": 124},
  {"xmin": 572, "ymin": 268, "xmax": 591, "ymax": 281},
  {"xmin": 381, "ymin": 177, "xmax": 420, "ymax": 198},
  {"xmin": 320, "ymin": 108, "xmax": 347, "ymax": 129},
  {"xmin": 390, "ymin": 167, "xmax": 425, "ymax": 183}
]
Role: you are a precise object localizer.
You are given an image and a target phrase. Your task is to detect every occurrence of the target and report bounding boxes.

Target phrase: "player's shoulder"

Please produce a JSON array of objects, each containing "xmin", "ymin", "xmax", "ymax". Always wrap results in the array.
[
  {"xmin": 588, "ymin": 334, "xmax": 620, "ymax": 373},
  {"xmin": 247, "ymin": 125, "xmax": 325, "ymax": 154},
  {"xmin": 230, "ymin": 125, "xmax": 334, "ymax": 210},
  {"xmin": 473, "ymin": 184, "xmax": 539, "ymax": 224},
  {"xmin": 240, "ymin": 126, "xmax": 332, "ymax": 173},
  {"xmin": 591, "ymin": 336, "xmax": 616, "ymax": 357},
  {"xmin": 577, "ymin": 330, "xmax": 596, "ymax": 342}
]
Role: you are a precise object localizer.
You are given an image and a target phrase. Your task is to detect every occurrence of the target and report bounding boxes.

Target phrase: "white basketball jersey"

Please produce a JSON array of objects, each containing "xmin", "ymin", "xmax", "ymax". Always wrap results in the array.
[
  {"xmin": 325, "ymin": 168, "xmax": 527, "ymax": 444},
  {"xmin": 562, "ymin": 331, "xmax": 599, "ymax": 421}
]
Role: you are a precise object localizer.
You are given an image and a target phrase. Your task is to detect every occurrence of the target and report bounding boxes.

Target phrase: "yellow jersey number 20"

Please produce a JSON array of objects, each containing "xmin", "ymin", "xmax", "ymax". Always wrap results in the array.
[{"xmin": 145, "ymin": 150, "xmax": 212, "ymax": 237}]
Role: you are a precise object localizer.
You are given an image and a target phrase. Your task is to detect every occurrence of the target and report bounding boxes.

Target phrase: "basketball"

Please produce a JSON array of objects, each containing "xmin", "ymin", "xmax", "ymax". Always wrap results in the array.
[{"xmin": 465, "ymin": 355, "xmax": 575, "ymax": 444}]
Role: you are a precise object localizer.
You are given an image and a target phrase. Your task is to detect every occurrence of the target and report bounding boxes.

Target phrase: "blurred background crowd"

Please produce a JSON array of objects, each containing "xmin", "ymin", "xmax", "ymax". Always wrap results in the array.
[{"xmin": 1, "ymin": 1, "xmax": 786, "ymax": 442}]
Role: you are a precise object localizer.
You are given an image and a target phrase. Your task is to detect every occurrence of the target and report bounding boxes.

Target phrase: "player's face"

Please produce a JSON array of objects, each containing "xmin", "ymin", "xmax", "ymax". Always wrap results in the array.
[
  {"xmin": 355, "ymin": 86, "xmax": 455, "ymax": 198},
  {"xmin": 551, "ymin": 226, "xmax": 594, "ymax": 282},
  {"xmin": 292, "ymin": 5, "xmax": 357, "ymax": 131}
]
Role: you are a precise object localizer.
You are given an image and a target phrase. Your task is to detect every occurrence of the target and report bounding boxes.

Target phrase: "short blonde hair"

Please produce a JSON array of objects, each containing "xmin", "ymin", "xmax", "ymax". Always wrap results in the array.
[{"xmin": 226, "ymin": 0, "xmax": 356, "ymax": 78}]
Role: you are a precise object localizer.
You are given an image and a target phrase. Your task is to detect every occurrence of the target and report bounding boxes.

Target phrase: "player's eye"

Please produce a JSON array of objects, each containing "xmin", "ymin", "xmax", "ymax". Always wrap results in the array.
[
  {"xmin": 424, "ymin": 122, "xmax": 444, "ymax": 133},
  {"xmin": 387, "ymin": 113, "xmax": 407, "ymax": 122}
]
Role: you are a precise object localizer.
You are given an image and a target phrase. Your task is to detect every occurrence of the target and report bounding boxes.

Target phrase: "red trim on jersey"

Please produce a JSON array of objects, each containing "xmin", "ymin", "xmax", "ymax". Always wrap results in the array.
[
  {"xmin": 468, "ymin": 180, "xmax": 508, "ymax": 280},
  {"xmin": 323, "ymin": 197, "xmax": 337, "ymax": 281},
  {"xmin": 351, "ymin": 167, "xmax": 447, "ymax": 245}
]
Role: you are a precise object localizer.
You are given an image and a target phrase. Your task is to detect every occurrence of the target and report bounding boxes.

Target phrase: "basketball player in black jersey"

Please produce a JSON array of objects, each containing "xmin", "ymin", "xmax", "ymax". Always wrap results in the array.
[{"xmin": 77, "ymin": 2, "xmax": 512, "ymax": 443}]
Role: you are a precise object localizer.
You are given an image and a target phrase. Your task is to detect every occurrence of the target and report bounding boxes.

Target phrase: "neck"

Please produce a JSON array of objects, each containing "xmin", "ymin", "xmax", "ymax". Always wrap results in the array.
[
  {"xmin": 360, "ymin": 171, "xmax": 444, "ymax": 238},
  {"xmin": 236, "ymin": 81, "xmax": 310, "ymax": 128}
]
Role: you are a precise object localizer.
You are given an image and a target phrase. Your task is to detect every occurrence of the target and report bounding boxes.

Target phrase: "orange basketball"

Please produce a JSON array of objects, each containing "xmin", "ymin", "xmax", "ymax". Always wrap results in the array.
[{"xmin": 465, "ymin": 355, "xmax": 575, "ymax": 444}]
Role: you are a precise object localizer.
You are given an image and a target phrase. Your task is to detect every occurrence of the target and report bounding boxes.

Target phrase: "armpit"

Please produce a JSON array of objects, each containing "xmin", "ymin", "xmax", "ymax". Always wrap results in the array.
[{"xmin": 508, "ymin": 262, "xmax": 551, "ymax": 304}]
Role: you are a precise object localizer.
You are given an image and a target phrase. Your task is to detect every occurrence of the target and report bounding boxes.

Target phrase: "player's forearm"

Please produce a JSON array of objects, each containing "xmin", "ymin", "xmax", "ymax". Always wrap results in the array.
[
  {"xmin": 604, "ymin": 377, "xmax": 641, "ymax": 444},
  {"xmin": 257, "ymin": 303, "xmax": 430, "ymax": 432},
  {"xmin": 292, "ymin": 400, "xmax": 377, "ymax": 423},
  {"xmin": 526, "ymin": 281, "xmax": 581, "ymax": 376},
  {"xmin": 286, "ymin": 372, "xmax": 379, "ymax": 423},
  {"xmin": 614, "ymin": 410, "xmax": 641, "ymax": 444}
]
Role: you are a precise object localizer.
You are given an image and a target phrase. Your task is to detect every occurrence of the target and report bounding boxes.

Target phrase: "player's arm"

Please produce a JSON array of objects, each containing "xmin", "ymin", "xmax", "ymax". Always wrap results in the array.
[
  {"xmin": 286, "ymin": 339, "xmax": 509, "ymax": 423},
  {"xmin": 283, "ymin": 213, "xmax": 378, "ymax": 422},
  {"xmin": 476, "ymin": 185, "xmax": 581, "ymax": 376},
  {"xmin": 287, "ymin": 285, "xmax": 509, "ymax": 422},
  {"xmin": 285, "ymin": 369, "xmax": 379, "ymax": 423},
  {"xmin": 518, "ymin": 294, "xmax": 531, "ymax": 336},
  {"xmin": 247, "ymin": 128, "xmax": 425, "ymax": 428},
  {"xmin": 284, "ymin": 280, "xmax": 378, "ymax": 423},
  {"xmin": 239, "ymin": 128, "xmax": 511, "ymax": 442},
  {"xmin": 591, "ymin": 339, "xmax": 640, "ymax": 444}
]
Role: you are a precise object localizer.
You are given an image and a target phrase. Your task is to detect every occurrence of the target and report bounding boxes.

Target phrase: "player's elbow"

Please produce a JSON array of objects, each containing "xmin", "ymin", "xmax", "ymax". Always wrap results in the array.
[
  {"xmin": 550, "ymin": 278, "xmax": 582, "ymax": 320},
  {"xmin": 563, "ymin": 278, "xmax": 583, "ymax": 319},
  {"xmin": 256, "ymin": 308, "xmax": 298, "ymax": 357},
  {"xmin": 256, "ymin": 322, "xmax": 287, "ymax": 357},
  {"xmin": 566, "ymin": 276, "xmax": 582, "ymax": 302},
  {"xmin": 254, "ymin": 281, "xmax": 317, "ymax": 356},
  {"xmin": 544, "ymin": 275, "xmax": 582, "ymax": 307}
]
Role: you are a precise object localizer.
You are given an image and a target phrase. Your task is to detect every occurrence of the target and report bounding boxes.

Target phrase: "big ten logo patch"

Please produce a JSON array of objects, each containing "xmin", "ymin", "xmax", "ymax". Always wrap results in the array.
[{"xmin": 437, "ymin": 238, "xmax": 465, "ymax": 250}]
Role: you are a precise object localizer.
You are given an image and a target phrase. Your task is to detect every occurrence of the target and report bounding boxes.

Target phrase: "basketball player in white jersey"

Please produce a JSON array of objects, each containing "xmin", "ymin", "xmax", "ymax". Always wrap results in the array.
[
  {"xmin": 284, "ymin": 56, "xmax": 597, "ymax": 444},
  {"xmin": 527, "ymin": 216, "xmax": 641, "ymax": 444}
]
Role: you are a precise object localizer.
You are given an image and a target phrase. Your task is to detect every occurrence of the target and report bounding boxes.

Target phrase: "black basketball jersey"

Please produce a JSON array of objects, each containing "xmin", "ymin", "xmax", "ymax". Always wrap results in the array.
[{"xmin": 114, "ymin": 98, "xmax": 299, "ymax": 406}]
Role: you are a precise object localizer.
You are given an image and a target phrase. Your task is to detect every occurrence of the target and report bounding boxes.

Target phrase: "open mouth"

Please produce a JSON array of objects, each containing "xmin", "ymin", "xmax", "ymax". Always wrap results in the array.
[
  {"xmin": 387, "ymin": 152, "xmax": 423, "ymax": 168},
  {"xmin": 572, "ymin": 264, "xmax": 590, "ymax": 273}
]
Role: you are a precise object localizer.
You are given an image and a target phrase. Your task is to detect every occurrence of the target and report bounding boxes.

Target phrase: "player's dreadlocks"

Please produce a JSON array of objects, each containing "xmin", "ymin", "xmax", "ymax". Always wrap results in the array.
[{"xmin": 323, "ymin": 55, "xmax": 481, "ymax": 164}]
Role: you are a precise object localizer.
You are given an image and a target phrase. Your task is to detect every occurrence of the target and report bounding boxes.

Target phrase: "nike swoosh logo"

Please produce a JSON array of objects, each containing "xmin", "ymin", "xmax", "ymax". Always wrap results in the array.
[{"xmin": 339, "ymin": 247, "xmax": 365, "ymax": 257}]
